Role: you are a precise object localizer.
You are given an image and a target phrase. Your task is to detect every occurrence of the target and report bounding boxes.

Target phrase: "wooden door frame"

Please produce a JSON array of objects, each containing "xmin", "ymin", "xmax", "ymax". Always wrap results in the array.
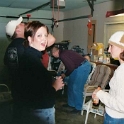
[{"xmin": 87, "ymin": 20, "xmax": 96, "ymax": 54}]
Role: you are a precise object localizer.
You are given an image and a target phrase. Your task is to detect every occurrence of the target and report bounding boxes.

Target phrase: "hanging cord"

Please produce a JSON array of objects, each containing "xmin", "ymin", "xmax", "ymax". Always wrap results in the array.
[
  {"xmin": 53, "ymin": 0, "xmax": 59, "ymax": 27},
  {"xmin": 51, "ymin": 0, "xmax": 55, "ymax": 33},
  {"xmin": 52, "ymin": 0, "xmax": 55, "ymax": 20},
  {"xmin": 56, "ymin": 0, "xmax": 59, "ymax": 27},
  {"xmin": 51, "ymin": 0, "xmax": 59, "ymax": 32}
]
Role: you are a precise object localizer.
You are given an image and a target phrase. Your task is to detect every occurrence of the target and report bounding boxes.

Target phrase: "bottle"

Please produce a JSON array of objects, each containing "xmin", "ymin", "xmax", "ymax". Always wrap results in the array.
[
  {"xmin": 98, "ymin": 55, "xmax": 103, "ymax": 63},
  {"xmin": 103, "ymin": 53, "xmax": 107, "ymax": 64},
  {"xmin": 92, "ymin": 86, "xmax": 101, "ymax": 108}
]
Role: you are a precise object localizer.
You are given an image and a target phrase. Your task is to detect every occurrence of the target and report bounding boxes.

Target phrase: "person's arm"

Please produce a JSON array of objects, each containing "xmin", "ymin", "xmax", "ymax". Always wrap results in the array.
[
  {"xmin": 52, "ymin": 76, "xmax": 64, "ymax": 91},
  {"xmin": 95, "ymin": 69, "xmax": 124, "ymax": 113},
  {"xmin": 47, "ymin": 33, "xmax": 56, "ymax": 47}
]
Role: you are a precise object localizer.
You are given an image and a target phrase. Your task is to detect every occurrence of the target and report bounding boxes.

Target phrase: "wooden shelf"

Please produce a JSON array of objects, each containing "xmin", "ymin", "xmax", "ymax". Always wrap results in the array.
[{"xmin": 91, "ymin": 61, "xmax": 118, "ymax": 71}]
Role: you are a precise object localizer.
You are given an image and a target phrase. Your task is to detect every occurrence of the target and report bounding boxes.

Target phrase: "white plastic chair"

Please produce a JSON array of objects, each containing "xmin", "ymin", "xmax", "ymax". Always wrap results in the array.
[
  {"xmin": 81, "ymin": 65, "xmax": 112, "ymax": 116},
  {"xmin": 0, "ymin": 84, "xmax": 9, "ymax": 92},
  {"xmin": 86, "ymin": 62, "xmax": 96, "ymax": 84},
  {"xmin": 84, "ymin": 89, "xmax": 109, "ymax": 124},
  {"xmin": 0, "ymin": 84, "xmax": 12, "ymax": 103}
]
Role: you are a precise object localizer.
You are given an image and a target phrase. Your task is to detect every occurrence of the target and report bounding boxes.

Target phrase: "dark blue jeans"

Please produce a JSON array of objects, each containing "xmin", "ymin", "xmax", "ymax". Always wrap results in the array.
[
  {"xmin": 67, "ymin": 60, "xmax": 91, "ymax": 110},
  {"xmin": 104, "ymin": 113, "xmax": 124, "ymax": 124},
  {"xmin": 12, "ymin": 105, "xmax": 55, "ymax": 124}
]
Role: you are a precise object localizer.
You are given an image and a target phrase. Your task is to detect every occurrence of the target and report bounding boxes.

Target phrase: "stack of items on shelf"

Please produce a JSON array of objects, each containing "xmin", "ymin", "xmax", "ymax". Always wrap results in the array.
[
  {"xmin": 91, "ymin": 43, "xmax": 110, "ymax": 64},
  {"xmin": 71, "ymin": 45, "xmax": 84, "ymax": 56}
]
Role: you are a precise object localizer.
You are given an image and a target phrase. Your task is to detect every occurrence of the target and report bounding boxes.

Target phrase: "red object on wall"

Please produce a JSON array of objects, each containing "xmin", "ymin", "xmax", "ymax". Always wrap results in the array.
[
  {"xmin": 87, "ymin": 17, "xmax": 92, "ymax": 35},
  {"xmin": 27, "ymin": 14, "xmax": 31, "ymax": 18}
]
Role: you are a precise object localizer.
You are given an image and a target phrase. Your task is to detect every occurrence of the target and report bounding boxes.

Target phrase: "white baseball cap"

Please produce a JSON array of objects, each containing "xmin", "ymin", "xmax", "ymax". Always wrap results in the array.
[
  {"xmin": 109, "ymin": 31, "xmax": 124, "ymax": 49},
  {"xmin": 6, "ymin": 16, "xmax": 23, "ymax": 37}
]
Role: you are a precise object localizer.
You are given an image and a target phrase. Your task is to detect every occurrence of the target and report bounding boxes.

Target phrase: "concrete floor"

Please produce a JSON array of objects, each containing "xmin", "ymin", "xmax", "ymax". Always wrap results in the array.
[
  {"xmin": 0, "ymin": 88, "xmax": 104, "ymax": 124},
  {"xmin": 55, "ymin": 88, "xmax": 104, "ymax": 124}
]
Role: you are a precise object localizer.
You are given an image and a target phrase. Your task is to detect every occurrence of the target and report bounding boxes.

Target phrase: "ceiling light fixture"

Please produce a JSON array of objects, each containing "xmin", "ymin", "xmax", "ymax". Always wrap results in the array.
[{"xmin": 50, "ymin": 0, "xmax": 65, "ymax": 9}]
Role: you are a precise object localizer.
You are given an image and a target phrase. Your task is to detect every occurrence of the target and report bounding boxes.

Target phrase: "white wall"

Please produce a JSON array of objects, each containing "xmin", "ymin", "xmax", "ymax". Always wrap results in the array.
[
  {"xmin": 0, "ymin": 1, "xmax": 124, "ymax": 54},
  {"xmin": 1, "ymin": 1, "xmax": 124, "ymax": 53},
  {"xmin": 0, "ymin": 7, "xmax": 64, "ymax": 42},
  {"xmin": 63, "ymin": 6, "xmax": 90, "ymax": 52},
  {"xmin": 63, "ymin": 1, "xmax": 124, "ymax": 53}
]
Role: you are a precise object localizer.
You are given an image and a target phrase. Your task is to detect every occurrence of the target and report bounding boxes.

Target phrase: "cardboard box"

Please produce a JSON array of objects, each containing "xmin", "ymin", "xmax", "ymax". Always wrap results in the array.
[{"xmin": 92, "ymin": 43, "xmax": 104, "ymax": 55}]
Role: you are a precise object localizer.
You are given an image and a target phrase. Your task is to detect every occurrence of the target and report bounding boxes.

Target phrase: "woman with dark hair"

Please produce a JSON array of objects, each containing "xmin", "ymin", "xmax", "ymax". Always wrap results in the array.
[
  {"xmin": 92, "ymin": 31, "xmax": 124, "ymax": 124},
  {"xmin": 12, "ymin": 21, "xmax": 64, "ymax": 124}
]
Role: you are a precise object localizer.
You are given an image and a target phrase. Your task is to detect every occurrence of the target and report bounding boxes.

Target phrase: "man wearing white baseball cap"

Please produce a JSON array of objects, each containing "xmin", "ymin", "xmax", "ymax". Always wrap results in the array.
[
  {"xmin": 6, "ymin": 16, "xmax": 24, "ymax": 38},
  {"xmin": 4, "ymin": 17, "xmax": 26, "ymax": 124},
  {"xmin": 4, "ymin": 16, "xmax": 25, "ymax": 69}
]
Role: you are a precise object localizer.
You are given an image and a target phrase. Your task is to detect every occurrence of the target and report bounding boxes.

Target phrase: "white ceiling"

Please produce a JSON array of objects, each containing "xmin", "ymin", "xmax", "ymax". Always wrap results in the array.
[{"xmin": 0, "ymin": 0, "xmax": 112, "ymax": 12}]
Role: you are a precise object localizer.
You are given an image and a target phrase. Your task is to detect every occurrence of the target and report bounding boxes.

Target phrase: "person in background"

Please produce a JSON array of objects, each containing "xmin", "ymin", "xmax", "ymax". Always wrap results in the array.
[
  {"xmin": 42, "ymin": 33, "xmax": 56, "ymax": 69},
  {"xmin": 51, "ymin": 46, "xmax": 91, "ymax": 114},
  {"xmin": 4, "ymin": 17, "xmax": 26, "ymax": 93},
  {"xmin": 83, "ymin": 54, "xmax": 91, "ymax": 61},
  {"xmin": 92, "ymin": 31, "xmax": 124, "ymax": 124},
  {"xmin": 4, "ymin": 17, "xmax": 25, "ymax": 68},
  {"xmin": 12, "ymin": 21, "xmax": 64, "ymax": 124}
]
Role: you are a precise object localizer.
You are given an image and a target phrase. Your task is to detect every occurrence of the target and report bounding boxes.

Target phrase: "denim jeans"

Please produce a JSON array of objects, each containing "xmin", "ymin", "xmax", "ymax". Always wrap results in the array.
[
  {"xmin": 104, "ymin": 113, "xmax": 124, "ymax": 124},
  {"xmin": 12, "ymin": 105, "xmax": 55, "ymax": 124},
  {"xmin": 30, "ymin": 107, "xmax": 55, "ymax": 124},
  {"xmin": 67, "ymin": 60, "xmax": 91, "ymax": 110}
]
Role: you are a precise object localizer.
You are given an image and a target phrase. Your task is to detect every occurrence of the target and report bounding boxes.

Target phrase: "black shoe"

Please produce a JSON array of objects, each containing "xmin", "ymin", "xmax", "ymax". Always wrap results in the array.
[
  {"xmin": 70, "ymin": 109, "xmax": 81, "ymax": 114},
  {"xmin": 62, "ymin": 104, "xmax": 74, "ymax": 109}
]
